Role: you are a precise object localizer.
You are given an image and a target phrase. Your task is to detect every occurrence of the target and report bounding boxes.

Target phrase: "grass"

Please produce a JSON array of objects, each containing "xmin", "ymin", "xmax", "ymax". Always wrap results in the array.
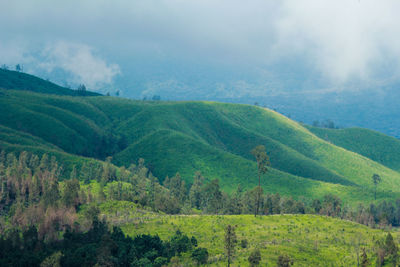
[
  {"xmin": 306, "ymin": 125, "xmax": 400, "ymax": 172},
  {"xmin": 119, "ymin": 212, "xmax": 396, "ymax": 266},
  {"xmin": 0, "ymin": 69, "xmax": 99, "ymax": 96}
]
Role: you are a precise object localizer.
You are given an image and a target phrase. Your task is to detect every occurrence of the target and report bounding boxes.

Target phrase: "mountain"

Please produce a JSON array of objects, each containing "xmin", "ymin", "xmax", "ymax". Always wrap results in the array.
[{"xmin": 2, "ymin": 72, "xmax": 400, "ymax": 203}]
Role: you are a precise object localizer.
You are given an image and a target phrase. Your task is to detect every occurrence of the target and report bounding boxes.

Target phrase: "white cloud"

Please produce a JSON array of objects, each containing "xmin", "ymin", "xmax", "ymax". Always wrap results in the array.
[
  {"xmin": 38, "ymin": 41, "xmax": 120, "ymax": 89},
  {"xmin": 3, "ymin": 1, "xmax": 400, "ymax": 94},
  {"xmin": 275, "ymin": 0, "xmax": 400, "ymax": 82}
]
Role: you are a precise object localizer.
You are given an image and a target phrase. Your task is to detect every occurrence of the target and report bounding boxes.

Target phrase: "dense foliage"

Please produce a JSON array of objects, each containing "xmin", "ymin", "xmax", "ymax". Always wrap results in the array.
[{"xmin": 0, "ymin": 219, "xmax": 203, "ymax": 266}]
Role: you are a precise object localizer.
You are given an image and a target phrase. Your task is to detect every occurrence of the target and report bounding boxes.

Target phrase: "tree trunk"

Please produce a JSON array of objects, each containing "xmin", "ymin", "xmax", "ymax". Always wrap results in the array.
[{"xmin": 255, "ymin": 171, "xmax": 261, "ymax": 217}]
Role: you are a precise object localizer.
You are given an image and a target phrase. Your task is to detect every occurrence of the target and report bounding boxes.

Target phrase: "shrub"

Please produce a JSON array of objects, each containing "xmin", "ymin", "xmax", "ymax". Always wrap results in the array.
[
  {"xmin": 191, "ymin": 248, "xmax": 209, "ymax": 265},
  {"xmin": 241, "ymin": 239, "xmax": 248, "ymax": 248},
  {"xmin": 248, "ymin": 249, "xmax": 261, "ymax": 266}
]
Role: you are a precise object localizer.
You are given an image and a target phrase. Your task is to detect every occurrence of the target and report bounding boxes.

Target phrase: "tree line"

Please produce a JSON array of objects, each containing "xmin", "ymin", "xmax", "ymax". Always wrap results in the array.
[{"xmin": 2, "ymin": 150, "xmax": 400, "ymax": 233}]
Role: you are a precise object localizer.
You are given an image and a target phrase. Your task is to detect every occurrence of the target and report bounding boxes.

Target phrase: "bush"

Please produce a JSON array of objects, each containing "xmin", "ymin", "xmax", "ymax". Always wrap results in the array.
[
  {"xmin": 191, "ymin": 236, "xmax": 198, "ymax": 247},
  {"xmin": 277, "ymin": 254, "xmax": 293, "ymax": 267},
  {"xmin": 241, "ymin": 239, "xmax": 248, "ymax": 248},
  {"xmin": 191, "ymin": 248, "xmax": 209, "ymax": 265},
  {"xmin": 169, "ymin": 230, "xmax": 193, "ymax": 255},
  {"xmin": 248, "ymin": 249, "xmax": 261, "ymax": 266},
  {"xmin": 154, "ymin": 257, "xmax": 168, "ymax": 267}
]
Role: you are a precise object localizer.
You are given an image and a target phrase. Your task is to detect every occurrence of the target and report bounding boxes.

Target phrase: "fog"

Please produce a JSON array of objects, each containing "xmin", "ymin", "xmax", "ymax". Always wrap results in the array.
[{"xmin": 1, "ymin": 0, "xmax": 400, "ymax": 96}]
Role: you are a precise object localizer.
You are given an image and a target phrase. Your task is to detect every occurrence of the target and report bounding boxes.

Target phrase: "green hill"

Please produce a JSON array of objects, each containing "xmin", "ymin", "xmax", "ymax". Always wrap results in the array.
[
  {"xmin": 0, "ymin": 68, "xmax": 100, "ymax": 96},
  {"xmin": 2, "ymin": 72, "xmax": 400, "ymax": 203},
  {"xmin": 306, "ymin": 125, "xmax": 400, "ymax": 172}
]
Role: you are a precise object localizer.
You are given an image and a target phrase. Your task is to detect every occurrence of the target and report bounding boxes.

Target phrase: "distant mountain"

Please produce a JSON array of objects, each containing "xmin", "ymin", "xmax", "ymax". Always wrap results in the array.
[{"xmin": 0, "ymin": 68, "xmax": 101, "ymax": 96}]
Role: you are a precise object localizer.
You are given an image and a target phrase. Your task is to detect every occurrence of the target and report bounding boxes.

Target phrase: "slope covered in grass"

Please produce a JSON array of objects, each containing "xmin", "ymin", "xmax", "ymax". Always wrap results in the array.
[
  {"xmin": 0, "ymin": 90, "xmax": 122, "ymax": 159},
  {"xmin": 0, "ymin": 69, "xmax": 100, "ymax": 96},
  {"xmin": 120, "ymin": 213, "xmax": 394, "ymax": 266},
  {"xmin": 2, "ymin": 75, "xmax": 400, "ymax": 203},
  {"xmin": 306, "ymin": 125, "xmax": 400, "ymax": 172}
]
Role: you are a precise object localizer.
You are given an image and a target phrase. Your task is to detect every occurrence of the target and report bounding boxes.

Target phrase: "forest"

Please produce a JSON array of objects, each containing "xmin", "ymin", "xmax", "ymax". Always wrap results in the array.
[{"xmin": 1, "ymin": 150, "xmax": 400, "ymax": 266}]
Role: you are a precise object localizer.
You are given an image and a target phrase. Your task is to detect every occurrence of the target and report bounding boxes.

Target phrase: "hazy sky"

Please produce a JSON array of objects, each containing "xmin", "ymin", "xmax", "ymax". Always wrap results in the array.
[{"xmin": 1, "ymin": 0, "xmax": 400, "ymax": 97}]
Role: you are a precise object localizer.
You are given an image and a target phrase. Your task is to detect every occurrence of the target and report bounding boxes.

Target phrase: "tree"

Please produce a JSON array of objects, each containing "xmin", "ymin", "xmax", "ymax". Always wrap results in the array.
[
  {"xmin": 40, "ymin": 251, "xmax": 62, "ymax": 267},
  {"xmin": 385, "ymin": 232, "xmax": 398, "ymax": 266},
  {"xmin": 248, "ymin": 249, "xmax": 261, "ymax": 266},
  {"xmin": 189, "ymin": 172, "xmax": 204, "ymax": 209},
  {"xmin": 251, "ymin": 145, "xmax": 270, "ymax": 216},
  {"xmin": 203, "ymin": 179, "xmax": 223, "ymax": 214},
  {"xmin": 224, "ymin": 224, "xmax": 237, "ymax": 267},
  {"xmin": 372, "ymin": 174, "xmax": 381, "ymax": 200},
  {"xmin": 77, "ymin": 84, "xmax": 86, "ymax": 92},
  {"xmin": 15, "ymin": 64, "xmax": 22, "ymax": 72},
  {"xmin": 62, "ymin": 178, "xmax": 80, "ymax": 208},
  {"xmin": 170, "ymin": 230, "xmax": 192, "ymax": 255}
]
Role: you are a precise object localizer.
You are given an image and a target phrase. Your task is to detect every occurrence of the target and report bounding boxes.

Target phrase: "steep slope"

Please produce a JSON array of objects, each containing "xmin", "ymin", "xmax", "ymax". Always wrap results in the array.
[
  {"xmin": 0, "ymin": 69, "xmax": 100, "ymax": 96},
  {"xmin": 2, "ymin": 82, "xmax": 400, "ymax": 202}
]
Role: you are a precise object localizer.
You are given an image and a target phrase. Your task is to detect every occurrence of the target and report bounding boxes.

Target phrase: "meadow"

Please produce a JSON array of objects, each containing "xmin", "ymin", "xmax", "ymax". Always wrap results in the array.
[{"xmin": 120, "ymin": 212, "xmax": 394, "ymax": 266}]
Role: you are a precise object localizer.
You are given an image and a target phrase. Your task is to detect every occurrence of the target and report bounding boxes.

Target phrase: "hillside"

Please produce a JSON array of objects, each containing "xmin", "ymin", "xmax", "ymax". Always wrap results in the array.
[
  {"xmin": 118, "ymin": 212, "xmax": 394, "ymax": 266},
  {"xmin": 306, "ymin": 125, "xmax": 400, "ymax": 172},
  {"xmin": 2, "ymin": 73, "xmax": 400, "ymax": 203},
  {"xmin": 0, "ymin": 69, "xmax": 100, "ymax": 96}
]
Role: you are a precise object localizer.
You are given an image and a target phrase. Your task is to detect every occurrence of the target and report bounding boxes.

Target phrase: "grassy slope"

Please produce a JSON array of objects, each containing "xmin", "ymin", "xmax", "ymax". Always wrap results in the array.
[
  {"xmin": 306, "ymin": 125, "xmax": 400, "ymax": 172},
  {"xmin": 0, "ymin": 90, "xmax": 115, "ymax": 158},
  {"xmin": 2, "ymin": 84, "xmax": 400, "ymax": 202},
  {"xmin": 118, "ymin": 211, "xmax": 394, "ymax": 266},
  {"xmin": 0, "ymin": 69, "xmax": 100, "ymax": 96}
]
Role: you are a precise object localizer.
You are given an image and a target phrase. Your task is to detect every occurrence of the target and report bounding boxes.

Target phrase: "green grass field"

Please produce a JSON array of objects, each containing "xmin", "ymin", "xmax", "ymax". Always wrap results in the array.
[
  {"xmin": 2, "ymin": 70, "xmax": 400, "ymax": 203},
  {"xmin": 118, "ymin": 211, "xmax": 395, "ymax": 266}
]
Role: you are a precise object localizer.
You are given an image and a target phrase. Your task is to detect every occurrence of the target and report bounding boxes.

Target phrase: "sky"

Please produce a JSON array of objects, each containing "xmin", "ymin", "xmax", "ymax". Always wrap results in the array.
[{"xmin": 1, "ymin": 0, "xmax": 400, "ymax": 98}]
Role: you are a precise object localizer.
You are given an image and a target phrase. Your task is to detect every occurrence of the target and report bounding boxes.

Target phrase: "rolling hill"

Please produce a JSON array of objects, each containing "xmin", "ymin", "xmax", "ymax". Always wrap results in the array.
[
  {"xmin": 0, "ymin": 68, "xmax": 100, "ymax": 96},
  {"xmin": 306, "ymin": 125, "xmax": 400, "ymax": 172},
  {"xmin": 2, "ymin": 70, "xmax": 400, "ymax": 203}
]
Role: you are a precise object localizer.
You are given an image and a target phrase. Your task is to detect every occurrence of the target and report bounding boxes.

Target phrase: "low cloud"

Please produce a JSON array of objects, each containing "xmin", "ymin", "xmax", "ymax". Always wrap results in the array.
[
  {"xmin": 2, "ymin": 1, "xmax": 400, "ymax": 95},
  {"xmin": 38, "ymin": 41, "xmax": 120, "ymax": 90},
  {"xmin": 275, "ymin": 0, "xmax": 400, "ymax": 83}
]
